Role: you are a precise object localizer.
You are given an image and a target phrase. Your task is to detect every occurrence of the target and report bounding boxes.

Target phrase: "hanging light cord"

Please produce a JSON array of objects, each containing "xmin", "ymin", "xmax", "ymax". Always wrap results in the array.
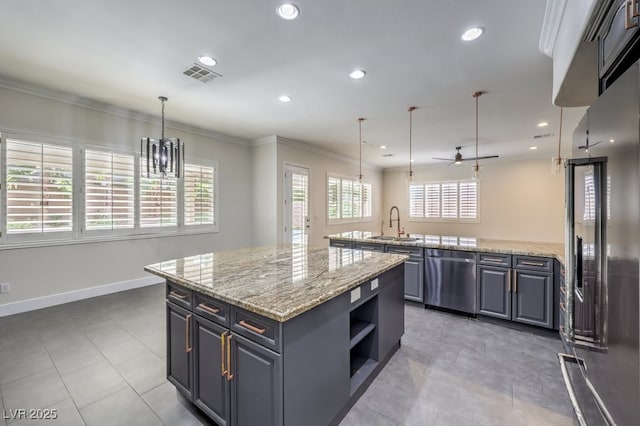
[
  {"xmin": 358, "ymin": 118, "xmax": 364, "ymax": 181},
  {"xmin": 408, "ymin": 107, "xmax": 416, "ymax": 177},
  {"xmin": 557, "ymin": 107, "xmax": 563, "ymax": 164},
  {"xmin": 473, "ymin": 91, "xmax": 482, "ymax": 171},
  {"xmin": 159, "ymin": 96, "xmax": 168, "ymax": 141}
]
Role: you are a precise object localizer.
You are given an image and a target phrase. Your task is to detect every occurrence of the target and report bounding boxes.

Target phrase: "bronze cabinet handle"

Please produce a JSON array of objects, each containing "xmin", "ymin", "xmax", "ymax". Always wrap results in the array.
[
  {"xmin": 521, "ymin": 260, "xmax": 545, "ymax": 267},
  {"xmin": 198, "ymin": 303, "xmax": 220, "ymax": 314},
  {"xmin": 483, "ymin": 257, "xmax": 504, "ymax": 263},
  {"xmin": 239, "ymin": 319, "xmax": 266, "ymax": 335},
  {"xmin": 221, "ymin": 331, "xmax": 228, "ymax": 376},
  {"xmin": 169, "ymin": 290, "xmax": 186, "ymax": 300},
  {"xmin": 507, "ymin": 270, "xmax": 511, "ymax": 292},
  {"xmin": 626, "ymin": 0, "xmax": 638, "ymax": 29},
  {"xmin": 226, "ymin": 334, "xmax": 234, "ymax": 380},
  {"xmin": 513, "ymin": 272, "xmax": 518, "ymax": 293},
  {"xmin": 185, "ymin": 314, "xmax": 192, "ymax": 353}
]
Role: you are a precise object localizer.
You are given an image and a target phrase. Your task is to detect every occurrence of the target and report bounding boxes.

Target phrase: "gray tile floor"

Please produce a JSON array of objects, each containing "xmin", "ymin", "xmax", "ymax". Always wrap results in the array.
[{"xmin": 0, "ymin": 285, "xmax": 576, "ymax": 425}]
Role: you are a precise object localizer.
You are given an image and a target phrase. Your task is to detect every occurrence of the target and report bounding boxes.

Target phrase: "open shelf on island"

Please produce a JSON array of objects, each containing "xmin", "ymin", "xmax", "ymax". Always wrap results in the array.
[
  {"xmin": 349, "ymin": 293, "xmax": 379, "ymax": 396},
  {"xmin": 349, "ymin": 355, "xmax": 378, "ymax": 395},
  {"xmin": 350, "ymin": 320, "xmax": 376, "ymax": 349}
]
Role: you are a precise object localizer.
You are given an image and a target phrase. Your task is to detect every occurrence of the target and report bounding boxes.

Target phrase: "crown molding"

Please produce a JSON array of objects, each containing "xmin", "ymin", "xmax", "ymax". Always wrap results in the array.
[
  {"xmin": 0, "ymin": 74, "xmax": 250, "ymax": 146},
  {"xmin": 275, "ymin": 135, "xmax": 382, "ymax": 171},
  {"xmin": 539, "ymin": 0, "xmax": 568, "ymax": 57}
]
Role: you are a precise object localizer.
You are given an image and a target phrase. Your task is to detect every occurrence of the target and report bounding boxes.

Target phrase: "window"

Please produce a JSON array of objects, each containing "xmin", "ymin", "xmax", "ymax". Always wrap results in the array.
[
  {"xmin": 85, "ymin": 150, "xmax": 134, "ymax": 231},
  {"xmin": 6, "ymin": 139, "xmax": 73, "ymax": 236},
  {"xmin": 140, "ymin": 174, "xmax": 177, "ymax": 228},
  {"xmin": 583, "ymin": 173, "xmax": 611, "ymax": 221},
  {"xmin": 409, "ymin": 180, "xmax": 478, "ymax": 220},
  {"xmin": 328, "ymin": 175, "xmax": 372, "ymax": 222},
  {"xmin": 184, "ymin": 163, "xmax": 215, "ymax": 226}
]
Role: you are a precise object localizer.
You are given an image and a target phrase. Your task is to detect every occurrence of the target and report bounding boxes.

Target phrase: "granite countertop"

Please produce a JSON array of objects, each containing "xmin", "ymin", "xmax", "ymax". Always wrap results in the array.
[
  {"xmin": 326, "ymin": 231, "xmax": 565, "ymax": 263},
  {"xmin": 145, "ymin": 244, "xmax": 407, "ymax": 322}
]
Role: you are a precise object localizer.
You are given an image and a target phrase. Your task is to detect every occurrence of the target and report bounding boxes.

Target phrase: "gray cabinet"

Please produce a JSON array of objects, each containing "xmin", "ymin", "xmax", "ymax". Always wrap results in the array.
[
  {"xmin": 385, "ymin": 245, "xmax": 424, "ymax": 303},
  {"xmin": 476, "ymin": 254, "xmax": 554, "ymax": 329},
  {"xmin": 477, "ymin": 266, "xmax": 511, "ymax": 320},
  {"xmin": 193, "ymin": 315, "xmax": 229, "ymax": 425},
  {"xmin": 167, "ymin": 302, "xmax": 193, "ymax": 398},
  {"xmin": 512, "ymin": 269, "xmax": 553, "ymax": 329},
  {"xmin": 230, "ymin": 334, "xmax": 282, "ymax": 426}
]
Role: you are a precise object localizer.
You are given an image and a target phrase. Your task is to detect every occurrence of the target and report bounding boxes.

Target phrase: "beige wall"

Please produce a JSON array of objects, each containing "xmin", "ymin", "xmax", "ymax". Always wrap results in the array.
[
  {"xmin": 0, "ymin": 86, "xmax": 253, "ymax": 306},
  {"xmin": 251, "ymin": 137, "xmax": 278, "ymax": 246},
  {"xmin": 383, "ymin": 158, "xmax": 565, "ymax": 243}
]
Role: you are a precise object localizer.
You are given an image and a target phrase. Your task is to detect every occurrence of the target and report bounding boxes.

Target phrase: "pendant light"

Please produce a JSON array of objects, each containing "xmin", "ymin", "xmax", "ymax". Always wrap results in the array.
[
  {"xmin": 140, "ymin": 96, "xmax": 184, "ymax": 179},
  {"xmin": 551, "ymin": 107, "xmax": 563, "ymax": 175},
  {"xmin": 471, "ymin": 91, "xmax": 483, "ymax": 180},
  {"xmin": 406, "ymin": 106, "xmax": 416, "ymax": 182},
  {"xmin": 357, "ymin": 117, "xmax": 365, "ymax": 184}
]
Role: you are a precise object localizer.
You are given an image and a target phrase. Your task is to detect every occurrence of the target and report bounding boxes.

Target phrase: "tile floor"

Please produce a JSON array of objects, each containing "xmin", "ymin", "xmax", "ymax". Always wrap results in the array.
[{"xmin": 0, "ymin": 285, "xmax": 576, "ymax": 425}]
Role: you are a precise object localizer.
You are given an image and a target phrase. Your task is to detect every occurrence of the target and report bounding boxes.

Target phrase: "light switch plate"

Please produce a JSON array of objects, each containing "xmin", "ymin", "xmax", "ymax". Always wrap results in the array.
[
  {"xmin": 370, "ymin": 278, "xmax": 379, "ymax": 290},
  {"xmin": 350, "ymin": 287, "xmax": 361, "ymax": 303},
  {"xmin": 0, "ymin": 283, "xmax": 10, "ymax": 294}
]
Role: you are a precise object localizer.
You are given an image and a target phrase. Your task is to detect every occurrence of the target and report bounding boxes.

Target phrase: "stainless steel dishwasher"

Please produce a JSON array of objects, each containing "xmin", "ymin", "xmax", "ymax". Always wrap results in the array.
[{"xmin": 425, "ymin": 249, "xmax": 477, "ymax": 315}]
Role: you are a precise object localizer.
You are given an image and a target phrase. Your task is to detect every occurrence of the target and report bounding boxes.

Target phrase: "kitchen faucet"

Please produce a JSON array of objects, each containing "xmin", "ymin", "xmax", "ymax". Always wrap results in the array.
[{"xmin": 389, "ymin": 206, "xmax": 404, "ymax": 237}]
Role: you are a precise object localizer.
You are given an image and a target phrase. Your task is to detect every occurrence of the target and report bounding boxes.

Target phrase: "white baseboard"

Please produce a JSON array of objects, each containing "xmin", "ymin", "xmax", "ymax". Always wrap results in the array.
[{"xmin": 0, "ymin": 276, "xmax": 164, "ymax": 317}]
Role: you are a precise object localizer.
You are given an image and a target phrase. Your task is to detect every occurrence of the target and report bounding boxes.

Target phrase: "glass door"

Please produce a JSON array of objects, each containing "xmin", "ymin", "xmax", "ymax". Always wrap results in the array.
[{"xmin": 284, "ymin": 164, "xmax": 309, "ymax": 245}]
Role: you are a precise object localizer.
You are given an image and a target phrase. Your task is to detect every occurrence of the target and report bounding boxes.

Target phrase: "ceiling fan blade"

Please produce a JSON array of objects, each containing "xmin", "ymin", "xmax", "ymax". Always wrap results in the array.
[
  {"xmin": 578, "ymin": 145, "xmax": 587, "ymax": 149},
  {"xmin": 590, "ymin": 141, "xmax": 603, "ymax": 147},
  {"xmin": 432, "ymin": 157, "xmax": 454, "ymax": 161},
  {"xmin": 472, "ymin": 155, "xmax": 499, "ymax": 160}
]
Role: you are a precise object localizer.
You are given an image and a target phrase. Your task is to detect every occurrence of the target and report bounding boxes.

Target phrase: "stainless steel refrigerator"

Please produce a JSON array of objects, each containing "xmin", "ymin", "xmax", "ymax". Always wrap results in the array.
[{"xmin": 560, "ymin": 61, "xmax": 640, "ymax": 425}]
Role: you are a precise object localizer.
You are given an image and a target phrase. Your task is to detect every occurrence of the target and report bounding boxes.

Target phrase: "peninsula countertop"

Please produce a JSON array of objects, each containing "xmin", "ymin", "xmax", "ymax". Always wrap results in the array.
[
  {"xmin": 326, "ymin": 231, "xmax": 565, "ymax": 263},
  {"xmin": 145, "ymin": 244, "xmax": 407, "ymax": 322}
]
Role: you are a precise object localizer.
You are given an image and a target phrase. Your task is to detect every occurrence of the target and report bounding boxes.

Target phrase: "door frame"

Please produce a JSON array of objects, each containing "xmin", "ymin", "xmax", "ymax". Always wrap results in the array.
[{"xmin": 283, "ymin": 162, "xmax": 311, "ymax": 244}]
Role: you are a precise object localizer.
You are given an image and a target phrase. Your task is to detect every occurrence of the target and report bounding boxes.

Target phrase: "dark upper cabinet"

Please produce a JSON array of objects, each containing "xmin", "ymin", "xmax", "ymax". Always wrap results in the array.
[
  {"xmin": 512, "ymin": 270, "xmax": 554, "ymax": 329},
  {"xmin": 193, "ymin": 315, "xmax": 230, "ymax": 425},
  {"xmin": 230, "ymin": 334, "xmax": 283, "ymax": 426},
  {"xmin": 167, "ymin": 302, "xmax": 193, "ymax": 398},
  {"xmin": 599, "ymin": 0, "xmax": 640, "ymax": 92},
  {"xmin": 477, "ymin": 266, "xmax": 511, "ymax": 320}
]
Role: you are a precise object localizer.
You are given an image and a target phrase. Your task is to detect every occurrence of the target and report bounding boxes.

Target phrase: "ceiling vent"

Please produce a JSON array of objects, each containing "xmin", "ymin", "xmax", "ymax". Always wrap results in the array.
[
  {"xmin": 533, "ymin": 132, "xmax": 554, "ymax": 139},
  {"xmin": 382, "ymin": 153, "xmax": 394, "ymax": 157},
  {"xmin": 183, "ymin": 63, "xmax": 222, "ymax": 83}
]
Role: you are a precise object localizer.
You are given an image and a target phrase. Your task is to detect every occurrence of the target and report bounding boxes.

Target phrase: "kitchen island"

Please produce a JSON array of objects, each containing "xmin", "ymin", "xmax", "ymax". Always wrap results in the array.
[{"xmin": 145, "ymin": 244, "xmax": 407, "ymax": 426}]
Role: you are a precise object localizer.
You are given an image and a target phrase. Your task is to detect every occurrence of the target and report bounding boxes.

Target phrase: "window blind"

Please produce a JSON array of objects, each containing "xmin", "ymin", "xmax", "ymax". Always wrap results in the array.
[
  {"xmin": 184, "ymin": 164, "xmax": 215, "ymax": 225},
  {"xmin": 327, "ymin": 176, "xmax": 372, "ymax": 220},
  {"xmin": 409, "ymin": 181, "xmax": 477, "ymax": 220},
  {"xmin": 6, "ymin": 139, "xmax": 73, "ymax": 234},
  {"xmin": 140, "ymin": 171, "xmax": 177, "ymax": 228},
  {"xmin": 85, "ymin": 150, "xmax": 134, "ymax": 230}
]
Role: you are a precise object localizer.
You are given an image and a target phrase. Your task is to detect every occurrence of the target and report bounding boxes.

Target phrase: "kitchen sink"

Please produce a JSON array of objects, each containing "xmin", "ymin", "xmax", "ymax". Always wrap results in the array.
[{"xmin": 393, "ymin": 237, "xmax": 419, "ymax": 242}]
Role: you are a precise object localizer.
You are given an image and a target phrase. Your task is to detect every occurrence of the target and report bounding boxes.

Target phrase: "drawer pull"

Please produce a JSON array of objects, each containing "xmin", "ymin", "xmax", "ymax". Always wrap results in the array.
[
  {"xmin": 169, "ymin": 291, "xmax": 187, "ymax": 300},
  {"xmin": 185, "ymin": 314, "xmax": 192, "ymax": 353},
  {"xmin": 226, "ymin": 334, "xmax": 234, "ymax": 380},
  {"xmin": 198, "ymin": 303, "xmax": 220, "ymax": 314},
  {"xmin": 393, "ymin": 250, "xmax": 412, "ymax": 254},
  {"xmin": 221, "ymin": 331, "xmax": 228, "ymax": 376},
  {"xmin": 513, "ymin": 272, "xmax": 518, "ymax": 293},
  {"xmin": 521, "ymin": 260, "xmax": 545, "ymax": 267},
  {"xmin": 507, "ymin": 271, "xmax": 511, "ymax": 292},
  {"xmin": 483, "ymin": 257, "xmax": 504, "ymax": 263},
  {"xmin": 239, "ymin": 319, "xmax": 266, "ymax": 335}
]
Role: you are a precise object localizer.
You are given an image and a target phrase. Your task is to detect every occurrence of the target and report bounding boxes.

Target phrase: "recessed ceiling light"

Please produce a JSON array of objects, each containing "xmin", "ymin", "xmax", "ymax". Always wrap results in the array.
[
  {"xmin": 609, "ymin": 138, "xmax": 615, "ymax": 143},
  {"xmin": 380, "ymin": 145, "xmax": 387, "ymax": 149},
  {"xmin": 276, "ymin": 3, "xmax": 299, "ymax": 20},
  {"xmin": 349, "ymin": 70, "xmax": 366, "ymax": 79},
  {"xmin": 529, "ymin": 146, "xmax": 538, "ymax": 150},
  {"xmin": 410, "ymin": 158, "xmax": 415, "ymax": 162},
  {"xmin": 461, "ymin": 27, "xmax": 484, "ymax": 41},
  {"xmin": 537, "ymin": 121, "xmax": 549, "ymax": 127},
  {"xmin": 197, "ymin": 56, "xmax": 217, "ymax": 67},
  {"xmin": 278, "ymin": 95, "xmax": 292, "ymax": 102}
]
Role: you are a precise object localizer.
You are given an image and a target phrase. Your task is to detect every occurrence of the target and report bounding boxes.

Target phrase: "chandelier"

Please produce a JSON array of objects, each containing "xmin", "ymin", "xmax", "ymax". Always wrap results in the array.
[{"xmin": 141, "ymin": 96, "xmax": 184, "ymax": 179}]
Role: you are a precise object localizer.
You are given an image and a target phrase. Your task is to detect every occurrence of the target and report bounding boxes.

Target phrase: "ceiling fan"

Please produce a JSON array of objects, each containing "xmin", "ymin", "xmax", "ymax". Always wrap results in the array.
[
  {"xmin": 432, "ymin": 146, "xmax": 499, "ymax": 165},
  {"xmin": 578, "ymin": 130, "xmax": 602, "ymax": 153}
]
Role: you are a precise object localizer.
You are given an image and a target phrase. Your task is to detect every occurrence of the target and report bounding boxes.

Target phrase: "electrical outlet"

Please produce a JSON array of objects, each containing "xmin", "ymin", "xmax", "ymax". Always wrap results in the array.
[{"xmin": 0, "ymin": 283, "xmax": 10, "ymax": 294}]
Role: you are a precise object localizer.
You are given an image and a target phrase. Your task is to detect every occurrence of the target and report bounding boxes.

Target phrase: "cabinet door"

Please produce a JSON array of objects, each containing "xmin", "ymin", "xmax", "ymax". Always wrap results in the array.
[
  {"xmin": 512, "ymin": 270, "xmax": 553, "ymax": 329},
  {"xmin": 167, "ymin": 302, "xmax": 193, "ymax": 398},
  {"xmin": 193, "ymin": 315, "xmax": 230, "ymax": 425},
  {"xmin": 403, "ymin": 258, "xmax": 424, "ymax": 302},
  {"xmin": 230, "ymin": 334, "xmax": 282, "ymax": 426},
  {"xmin": 477, "ymin": 266, "xmax": 511, "ymax": 320}
]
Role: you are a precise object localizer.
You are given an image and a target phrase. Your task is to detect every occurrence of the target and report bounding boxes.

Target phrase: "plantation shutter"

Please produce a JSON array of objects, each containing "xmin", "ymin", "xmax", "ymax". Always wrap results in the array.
[
  {"xmin": 140, "ymin": 170, "xmax": 177, "ymax": 228},
  {"xmin": 85, "ymin": 150, "xmax": 134, "ymax": 231},
  {"xmin": 458, "ymin": 181, "xmax": 477, "ymax": 219},
  {"xmin": 362, "ymin": 183, "xmax": 372, "ymax": 218},
  {"xmin": 409, "ymin": 184, "xmax": 424, "ymax": 217},
  {"xmin": 6, "ymin": 139, "xmax": 73, "ymax": 235},
  {"xmin": 184, "ymin": 164, "xmax": 215, "ymax": 225},
  {"xmin": 341, "ymin": 179, "xmax": 353, "ymax": 218},
  {"xmin": 425, "ymin": 184, "xmax": 441, "ymax": 218},
  {"xmin": 441, "ymin": 183, "xmax": 458, "ymax": 218},
  {"xmin": 328, "ymin": 177, "xmax": 340, "ymax": 219}
]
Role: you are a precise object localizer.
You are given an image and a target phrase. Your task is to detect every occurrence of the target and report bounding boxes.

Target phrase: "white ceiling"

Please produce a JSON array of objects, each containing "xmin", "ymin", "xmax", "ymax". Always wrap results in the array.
[{"xmin": 0, "ymin": 0, "xmax": 586, "ymax": 169}]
